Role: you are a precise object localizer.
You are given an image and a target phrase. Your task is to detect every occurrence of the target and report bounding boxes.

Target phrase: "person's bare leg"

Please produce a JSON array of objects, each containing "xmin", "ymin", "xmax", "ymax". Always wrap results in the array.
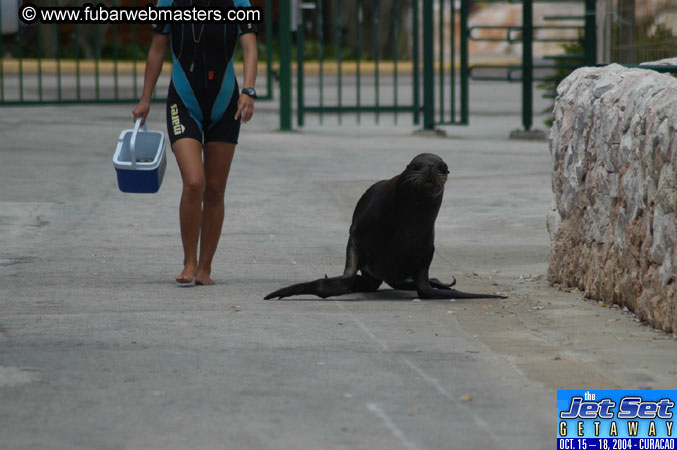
[
  {"xmin": 173, "ymin": 138, "xmax": 205, "ymax": 284},
  {"xmin": 196, "ymin": 141, "xmax": 235, "ymax": 285}
]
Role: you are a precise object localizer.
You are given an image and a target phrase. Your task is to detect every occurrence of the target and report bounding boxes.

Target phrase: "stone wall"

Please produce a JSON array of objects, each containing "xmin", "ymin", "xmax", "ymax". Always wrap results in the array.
[{"xmin": 547, "ymin": 63, "xmax": 677, "ymax": 334}]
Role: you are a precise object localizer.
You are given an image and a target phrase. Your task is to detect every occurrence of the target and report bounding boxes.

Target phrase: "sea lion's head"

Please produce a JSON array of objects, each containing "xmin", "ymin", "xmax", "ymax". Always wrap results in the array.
[{"xmin": 401, "ymin": 153, "xmax": 449, "ymax": 198}]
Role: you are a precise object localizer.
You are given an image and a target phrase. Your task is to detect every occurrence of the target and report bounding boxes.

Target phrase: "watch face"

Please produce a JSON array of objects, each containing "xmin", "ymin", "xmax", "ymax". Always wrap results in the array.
[{"xmin": 243, "ymin": 88, "xmax": 257, "ymax": 98}]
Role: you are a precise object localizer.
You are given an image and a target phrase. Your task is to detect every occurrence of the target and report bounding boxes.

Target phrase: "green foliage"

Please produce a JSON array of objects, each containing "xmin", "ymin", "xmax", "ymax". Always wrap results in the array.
[
  {"xmin": 630, "ymin": 23, "xmax": 677, "ymax": 63},
  {"xmin": 301, "ymin": 39, "xmax": 361, "ymax": 62},
  {"xmin": 538, "ymin": 39, "xmax": 586, "ymax": 127},
  {"xmin": 230, "ymin": 38, "xmax": 395, "ymax": 63},
  {"xmin": 100, "ymin": 42, "xmax": 152, "ymax": 60}
]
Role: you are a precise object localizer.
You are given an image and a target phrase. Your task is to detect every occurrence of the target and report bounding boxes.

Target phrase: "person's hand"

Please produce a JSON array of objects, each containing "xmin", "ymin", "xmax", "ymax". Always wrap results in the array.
[
  {"xmin": 132, "ymin": 99, "xmax": 151, "ymax": 125},
  {"xmin": 235, "ymin": 94, "xmax": 254, "ymax": 123}
]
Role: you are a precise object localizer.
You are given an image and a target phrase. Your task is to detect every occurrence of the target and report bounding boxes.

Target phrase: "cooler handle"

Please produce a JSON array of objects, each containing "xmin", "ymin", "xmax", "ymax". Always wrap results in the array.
[{"xmin": 130, "ymin": 117, "xmax": 148, "ymax": 169}]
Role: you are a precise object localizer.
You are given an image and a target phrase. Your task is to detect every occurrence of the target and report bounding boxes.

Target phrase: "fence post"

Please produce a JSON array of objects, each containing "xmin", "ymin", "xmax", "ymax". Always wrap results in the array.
[
  {"xmin": 521, "ymin": 0, "xmax": 533, "ymax": 131},
  {"xmin": 422, "ymin": 0, "xmax": 434, "ymax": 130},
  {"xmin": 460, "ymin": 0, "xmax": 469, "ymax": 125},
  {"xmin": 617, "ymin": 0, "xmax": 633, "ymax": 63},
  {"xmin": 412, "ymin": 0, "xmax": 420, "ymax": 125},
  {"xmin": 296, "ymin": 14, "xmax": 305, "ymax": 128},
  {"xmin": 584, "ymin": 0, "xmax": 597, "ymax": 66},
  {"xmin": 264, "ymin": 0, "xmax": 274, "ymax": 100},
  {"xmin": 0, "ymin": 0, "xmax": 3, "ymax": 102},
  {"xmin": 279, "ymin": 0, "xmax": 292, "ymax": 131}
]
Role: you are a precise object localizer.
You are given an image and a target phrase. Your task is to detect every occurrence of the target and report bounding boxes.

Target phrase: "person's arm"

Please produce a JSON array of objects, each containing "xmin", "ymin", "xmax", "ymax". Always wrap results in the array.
[
  {"xmin": 235, "ymin": 33, "xmax": 258, "ymax": 123},
  {"xmin": 133, "ymin": 33, "xmax": 169, "ymax": 125}
]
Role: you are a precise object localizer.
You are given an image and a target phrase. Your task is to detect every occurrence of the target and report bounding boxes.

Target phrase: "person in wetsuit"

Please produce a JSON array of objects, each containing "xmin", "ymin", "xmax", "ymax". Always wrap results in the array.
[{"xmin": 133, "ymin": 0, "xmax": 258, "ymax": 286}]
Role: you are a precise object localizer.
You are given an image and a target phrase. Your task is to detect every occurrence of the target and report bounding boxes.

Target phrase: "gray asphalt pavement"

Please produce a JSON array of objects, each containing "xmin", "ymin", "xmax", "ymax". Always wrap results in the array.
[{"xmin": 1, "ymin": 82, "xmax": 675, "ymax": 450}]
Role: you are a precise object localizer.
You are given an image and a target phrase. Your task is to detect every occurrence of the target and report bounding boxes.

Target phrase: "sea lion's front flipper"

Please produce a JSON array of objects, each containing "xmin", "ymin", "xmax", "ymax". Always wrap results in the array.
[
  {"xmin": 430, "ymin": 277, "xmax": 456, "ymax": 289},
  {"xmin": 417, "ymin": 287, "xmax": 507, "ymax": 300},
  {"xmin": 414, "ymin": 268, "xmax": 505, "ymax": 299},
  {"xmin": 389, "ymin": 277, "xmax": 456, "ymax": 291}
]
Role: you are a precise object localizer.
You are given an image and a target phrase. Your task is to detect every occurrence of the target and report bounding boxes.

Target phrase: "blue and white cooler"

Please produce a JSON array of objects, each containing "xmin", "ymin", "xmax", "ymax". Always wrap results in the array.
[{"xmin": 113, "ymin": 118, "xmax": 167, "ymax": 194}]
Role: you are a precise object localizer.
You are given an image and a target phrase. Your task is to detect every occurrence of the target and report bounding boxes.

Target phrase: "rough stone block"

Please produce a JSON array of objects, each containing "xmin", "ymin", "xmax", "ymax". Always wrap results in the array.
[{"xmin": 548, "ymin": 64, "xmax": 677, "ymax": 335}]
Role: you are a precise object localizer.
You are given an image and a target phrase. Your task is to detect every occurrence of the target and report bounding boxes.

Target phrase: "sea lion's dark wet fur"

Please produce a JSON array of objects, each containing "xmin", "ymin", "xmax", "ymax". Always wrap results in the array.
[{"xmin": 264, "ymin": 153, "xmax": 506, "ymax": 300}]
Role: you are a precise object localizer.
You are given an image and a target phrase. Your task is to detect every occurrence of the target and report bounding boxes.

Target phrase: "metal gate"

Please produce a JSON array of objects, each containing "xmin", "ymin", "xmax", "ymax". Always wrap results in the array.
[
  {"xmin": 5, "ymin": 0, "xmax": 676, "ymax": 129},
  {"xmin": 283, "ymin": 0, "xmax": 597, "ymax": 131},
  {"xmin": 284, "ymin": 0, "xmax": 469, "ymax": 130},
  {"xmin": 467, "ymin": 0, "xmax": 596, "ymax": 133},
  {"xmin": 282, "ymin": 0, "xmax": 642, "ymax": 132},
  {"xmin": 0, "ymin": 0, "xmax": 275, "ymax": 105}
]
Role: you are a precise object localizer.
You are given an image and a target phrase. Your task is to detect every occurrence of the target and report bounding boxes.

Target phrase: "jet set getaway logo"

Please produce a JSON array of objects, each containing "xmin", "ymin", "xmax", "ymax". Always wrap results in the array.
[{"xmin": 558, "ymin": 390, "xmax": 677, "ymax": 450}]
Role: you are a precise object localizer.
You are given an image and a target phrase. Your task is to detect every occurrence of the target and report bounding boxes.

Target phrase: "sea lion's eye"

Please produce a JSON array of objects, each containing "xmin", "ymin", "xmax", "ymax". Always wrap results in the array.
[{"xmin": 440, "ymin": 164, "xmax": 449, "ymax": 174}]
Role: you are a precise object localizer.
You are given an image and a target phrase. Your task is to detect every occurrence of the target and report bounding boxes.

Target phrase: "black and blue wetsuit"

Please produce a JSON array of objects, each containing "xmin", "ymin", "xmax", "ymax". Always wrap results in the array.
[{"xmin": 153, "ymin": 0, "xmax": 256, "ymax": 145}]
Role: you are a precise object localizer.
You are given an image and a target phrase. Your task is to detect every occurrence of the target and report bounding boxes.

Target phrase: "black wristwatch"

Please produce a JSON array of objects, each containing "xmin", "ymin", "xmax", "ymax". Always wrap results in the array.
[{"xmin": 241, "ymin": 88, "xmax": 257, "ymax": 99}]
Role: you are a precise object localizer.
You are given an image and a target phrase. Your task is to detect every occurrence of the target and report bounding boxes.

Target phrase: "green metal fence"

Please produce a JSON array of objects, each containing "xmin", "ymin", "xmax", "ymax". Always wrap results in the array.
[
  {"xmin": 0, "ymin": 0, "xmax": 275, "ymax": 105},
  {"xmin": 6, "ymin": 0, "xmax": 674, "ymax": 130},
  {"xmin": 287, "ymin": 0, "xmax": 469, "ymax": 130},
  {"xmin": 424, "ymin": 0, "xmax": 470, "ymax": 129},
  {"xmin": 292, "ymin": 0, "xmax": 422, "ymax": 127},
  {"xmin": 467, "ymin": 0, "xmax": 596, "ymax": 131},
  {"xmin": 286, "ymin": 0, "xmax": 597, "ymax": 131}
]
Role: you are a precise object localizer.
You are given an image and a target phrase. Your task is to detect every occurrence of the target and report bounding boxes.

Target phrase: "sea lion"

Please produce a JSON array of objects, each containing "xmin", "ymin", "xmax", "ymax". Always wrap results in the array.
[{"xmin": 264, "ymin": 153, "xmax": 506, "ymax": 300}]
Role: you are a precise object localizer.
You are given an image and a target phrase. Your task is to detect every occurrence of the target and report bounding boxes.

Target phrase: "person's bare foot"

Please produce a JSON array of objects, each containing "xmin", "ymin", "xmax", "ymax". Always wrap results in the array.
[
  {"xmin": 195, "ymin": 267, "xmax": 215, "ymax": 286},
  {"xmin": 176, "ymin": 264, "xmax": 197, "ymax": 285}
]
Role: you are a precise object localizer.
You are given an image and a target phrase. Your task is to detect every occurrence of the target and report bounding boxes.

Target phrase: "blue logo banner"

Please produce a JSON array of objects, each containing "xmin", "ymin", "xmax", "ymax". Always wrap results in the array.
[{"xmin": 557, "ymin": 390, "xmax": 677, "ymax": 449}]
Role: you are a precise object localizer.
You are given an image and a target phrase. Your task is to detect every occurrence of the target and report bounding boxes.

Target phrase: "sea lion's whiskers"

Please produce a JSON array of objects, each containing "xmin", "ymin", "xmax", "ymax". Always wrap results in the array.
[{"xmin": 403, "ymin": 171, "xmax": 424, "ymax": 187}]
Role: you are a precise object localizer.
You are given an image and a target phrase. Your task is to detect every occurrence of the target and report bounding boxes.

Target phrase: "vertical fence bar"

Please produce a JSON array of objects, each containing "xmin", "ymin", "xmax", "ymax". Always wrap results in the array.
[
  {"xmin": 355, "ymin": 0, "xmax": 361, "ymax": 124},
  {"xmin": 450, "ymin": 0, "xmax": 455, "ymax": 123},
  {"xmin": 113, "ymin": 0, "xmax": 119, "ymax": 100},
  {"xmin": 521, "ymin": 0, "xmax": 533, "ymax": 131},
  {"xmin": 422, "ymin": 0, "xmax": 434, "ymax": 130},
  {"xmin": 37, "ymin": 12, "xmax": 43, "ymax": 101},
  {"xmin": 412, "ymin": 0, "xmax": 419, "ymax": 125},
  {"xmin": 460, "ymin": 0, "xmax": 468, "ymax": 124},
  {"xmin": 337, "ymin": 0, "xmax": 343, "ymax": 124},
  {"xmin": 438, "ymin": 0, "xmax": 444, "ymax": 123},
  {"xmin": 584, "ymin": 0, "xmax": 596, "ymax": 66},
  {"xmin": 55, "ymin": 0, "xmax": 62, "ymax": 101},
  {"xmin": 95, "ymin": 26, "xmax": 101, "ymax": 100},
  {"xmin": 0, "ymin": 1, "xmax": 4, "ymax": 102},
  {"xmin": 265, "ymin": 0, "xmax": 273, "ymax": 99},
  {"xmin": 76, "ymin": 24, "xmax": 81, "ymax": 100},
  {"xmin": 18, "ymin": 21, "xmax": 23, "ymax": 101},
  {"xmin": 373, "ymin": 0, "xmax": 380, "ymax": 124},
  {"xmin": 617, "ymin": 0, "xmax": 633, "ymax": 64},
  {"xmin": 279, "ymin": 0, "xmax": 292, "ymax": 131},
  {"xmin": 296, "ymin": 15, "xmax": 305, "ymax": 127},
  {"xmin": 319, "ymin": 0, "xmax": 325, "ymax": 124},
  {"xmin": 393, "ymin": 0, "xmax": 399, "ymax": 125},
  {"xmin": 132, "ymin": 0, "xmax": 138, "ymax": 98}
]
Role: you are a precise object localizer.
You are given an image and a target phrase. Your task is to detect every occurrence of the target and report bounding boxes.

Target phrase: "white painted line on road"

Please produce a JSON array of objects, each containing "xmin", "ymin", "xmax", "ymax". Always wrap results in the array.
[
  {"xmin": 337, "ymin": 303, "xmax": 390, "ymax": 352},
  {"xmin": 399, "ymin": 356, "xmax": 499, "ymax": 446},
  {"xmin": 399, "ymin": 356, "xmax": 498, "ymax": 445},
  {"xmin": 367, "ymin": 403, "xmax": 419, "ymax": 450},
  {"xmin": 339, "ymin": 302, "xmax": 501, "ymax": 448},
  {"xmin": 263, "ymin": 225, "xmax": 500, "ymax": 446},
  {"xmin": 399, "ymin": 357, "xmax": 453, "ymax": 401}
]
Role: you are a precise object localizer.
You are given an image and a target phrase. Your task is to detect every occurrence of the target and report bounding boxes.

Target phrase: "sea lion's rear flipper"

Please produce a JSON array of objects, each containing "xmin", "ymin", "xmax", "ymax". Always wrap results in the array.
[
  {"xmin": 264, "ymin": 274, "xmax": 382, "ymax": 300},
  {"xmin": 264, "ymin": 277, "xmax": 351, "ymax": 300}
]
